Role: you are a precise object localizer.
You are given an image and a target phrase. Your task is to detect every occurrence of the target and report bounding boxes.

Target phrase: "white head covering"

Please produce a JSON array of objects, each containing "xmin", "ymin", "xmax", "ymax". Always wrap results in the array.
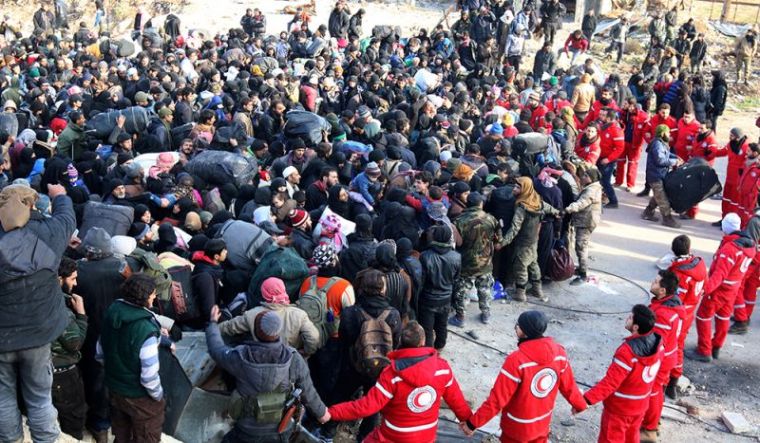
[{"xmin": 722, "ymin": 213, "xmax": 741, "ymax": 235}]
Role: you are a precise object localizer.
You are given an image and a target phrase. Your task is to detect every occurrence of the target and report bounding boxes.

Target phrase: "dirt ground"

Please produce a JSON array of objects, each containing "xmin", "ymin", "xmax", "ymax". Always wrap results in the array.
[{"xmin": 9, "ymin": 0, "xmax": 760, "ymax": 441}]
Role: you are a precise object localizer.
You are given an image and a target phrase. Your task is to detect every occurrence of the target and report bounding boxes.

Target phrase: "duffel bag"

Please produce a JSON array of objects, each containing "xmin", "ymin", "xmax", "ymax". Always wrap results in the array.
[
  {"xmin": 86, "ymin": 106, "xmax": 150, "ymax": 139},
  {"xmin": 80, "ymin": 201, "xmax": 134, "ymax": 238},
  {"xmin": 664, "ymin": 157, "xmax": 722, "ymax": 213}
]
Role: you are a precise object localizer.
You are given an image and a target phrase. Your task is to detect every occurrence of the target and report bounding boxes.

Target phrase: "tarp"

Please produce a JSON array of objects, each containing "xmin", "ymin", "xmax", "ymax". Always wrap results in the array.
[{"xmin": 710, "ymin": 20, "xmax": 752, "ymax": 38}]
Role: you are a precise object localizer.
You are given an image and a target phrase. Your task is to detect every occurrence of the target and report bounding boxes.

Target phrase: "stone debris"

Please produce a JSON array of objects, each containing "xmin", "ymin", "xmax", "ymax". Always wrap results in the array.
[{"xmin": 722, "ymin": 411, "xmax": 753, "ymax": 434}]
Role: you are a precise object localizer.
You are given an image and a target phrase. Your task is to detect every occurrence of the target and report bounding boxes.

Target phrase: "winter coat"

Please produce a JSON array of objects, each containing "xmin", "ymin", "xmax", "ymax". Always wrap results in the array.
[
  {"xmin": 328, "ymin": 8, "xmax": 350, "ymax": 39},
  {"xmin": 206, "ymin": 323, "xmax": 326, "ymax": 437},
  {"xmin": 532, "ymin": 48, "xmax": 556, "ymax": 78},
  {"xmin": 468, "ymin": 337, "xmax": 587, "ymax": 442},
  {"xmin": 690, "ymin": 39, "xmax": 707, "ymax": 61},
  {"xmin": 735, "ymin": 35, "xmax": 758, "ymax": 58},
  {"xmin": 645, "ymin": 137, "xmax": 677, "ymax": 183},
  {"xmin": 454, "ymin": 207, "xmax": 502, "ymax": 276},
  {"xmin": 57, "ymin": 122, "xmax": 87, "ymax": 161},
  {"xmin": 77, "ymin": 256, "xmax": 127, "ymax": 356},
  {"xmin": 582, "ymin": 14, "xmax": 597, "ymax": 35},
  {"xmin": 329, "ymin": 347, "xmax": 471, "ymax": 442},
  {"xmin": 668, "ymin": 255, "xmax": 707, "ymax": 307},
  {"xmin": 339, "ymin": 233, "xmax": 378, "ymax": 282},
  {"xmin": 584, "ymin": 333, "xmax": 664, "ymax": 416},
  {"xmin": 220, "ymin": 303, "xmax": 321, "ymax": 355},
  {"xmin": 709, "ymin": 77, "xmax": 728, "ymax": 116},
  {"xmin": 419, "ymin": 244, "xmax": 461, "ymax": 307},
  {"xmin": 565, "ymin": 181, "xmax": 602, "ymax": 230},
  {"xmin": 0, "ymin": 195, "xmax": 75, "ymax": 352},
  {"xmin": 690, "ymin": 87, "xmax": 711, "ymax": 126}
]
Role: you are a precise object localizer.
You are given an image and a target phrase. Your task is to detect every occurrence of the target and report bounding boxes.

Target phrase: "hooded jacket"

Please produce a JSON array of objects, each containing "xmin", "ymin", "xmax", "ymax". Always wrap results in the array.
[
  {"xmin": 206, "ymin": 323, "xmax": 325, "ymax": 437},
  {"xmin": 565, "ymin": 181, "xmax": 602, "ymax": 230},
  {"xmin": 649, "ymin": 294, "xmax": 685, "ymax": 381},
  {"xmin": 668, "ymin": 255, "xmax": 707, "ymax": 307},
  {"xmin": 468, "ymin": 337, "xmax": 587, "ymax": 441},
  {"xmin": 329, "ymin": 347, "xmax": 472, "ymax": 443},
  {"xmin": 0, "ymin": 195, "xmax": 75, "ymax": 352},
  {"xmin": 584, "ymin": 332, "xmax": 665, "ymax": 416},
  {"xmin": 704, "ymin": 231, "xmax": 757, "ymax": 299}
]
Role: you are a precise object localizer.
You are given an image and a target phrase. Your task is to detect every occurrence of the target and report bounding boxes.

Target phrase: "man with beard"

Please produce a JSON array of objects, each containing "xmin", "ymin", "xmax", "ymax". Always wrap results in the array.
[
  {"xmin": 102, "ymin": 178, "xmax": 131, "ymax": 206},
  {"xmin": 642, "ymin": 125, "xmax": 682, "ymax": 228},
  {"xmin": 735, "ymin": 29, "xmax": 757, "ymax": 85},
  {"xmin": 306, "ymin": 166, "xmax": 339, "ymax": 211},
  {"xmin": 52, "ymin": 257, "xmax": 88, "ymax": 440},
  {"xmin": 257, "ymin": 99, "xmax": 286, "ymax": 143}
]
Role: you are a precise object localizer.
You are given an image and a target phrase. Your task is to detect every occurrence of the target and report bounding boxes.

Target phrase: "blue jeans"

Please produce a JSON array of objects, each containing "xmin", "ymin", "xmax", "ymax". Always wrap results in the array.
[
  {"xmin": 600, "ymin": 162, "xmax": 618, "ymax": 205},
  {"xmin": 0, "ymin": 344, "xmax": 60, "ymax": 443}
]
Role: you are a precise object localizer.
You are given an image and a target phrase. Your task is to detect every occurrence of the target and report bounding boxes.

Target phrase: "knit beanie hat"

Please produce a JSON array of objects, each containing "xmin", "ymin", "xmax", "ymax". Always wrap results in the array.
[
  {"xmin": 199, "ymin": 211, "xmax": 213, "ymax": 226},
  {"xmin": 364, "ymin": 161, "xmax": 381, "ymax": 178},
  {"xmin": 722, "ymin": 213, "xmax": 741, "ymax": 234},
  {"xmin": 111, "ymin": 235, "xmax": 137, "ymax": 257},
  {"xmin": 313, "ymin": 243, "xmax": 338, "ymax": 268},
  {"xmin": 67, "ymin": 163, "xmax": 79, "ymax": 182},
  {"xmin": 355, "ymin": 213, "xmax": 373, "ymax": 234},
  {"xmin": 289, "ymin": 209, "xmax": 309, "ymax": 228},
  {"xmin": 254, "ymin": 311, "xmax": 283, "ymax": 342},
  {"xmin": 655, "ymin": 124, "xmax": 670, "ymax": 139},
  {"xmin": 261, "ymin": 277, "xmax": 290, "ymax": 305},
  {"xmin": 518, "ymin": 310, "xmax": 548, "ymax": 339},
  {"xmin": 432, "ymin": 224, "xmax": 452, "ymax": 244},
  {"xmin": 82, "ymin": 227, "xmax": 113, "ymax": 258},
  {"xmin": 730, "ymin": 127, "xmax": 744, "ymax": 139}
]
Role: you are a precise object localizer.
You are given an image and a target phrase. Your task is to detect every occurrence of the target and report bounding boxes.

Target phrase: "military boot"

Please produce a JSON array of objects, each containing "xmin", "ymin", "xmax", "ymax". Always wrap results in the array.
[
  {"xmin": 728, "ymin": 321, "xmax": 749, "ymax": 335},
  {"xmin": 512, "ymin": 287, "xmax": 527, "ymax": 302},
  {"xmin": 528, "ymin": 281, "xmax": 548, "ymax": 302},
  {"xmin": 641, "ymin": 207, "xmax": 659, "ymax": 222},
  {"xmin": 662, "ymin": 214, "xmax": 681, "ymax": 228},
  {"xmin": 640, "ymin": 429, "xmax": 658, "ymax": 443},
  {"xmin": 664, "ymin": 376, "xmax": 679, "ymax": 400}
]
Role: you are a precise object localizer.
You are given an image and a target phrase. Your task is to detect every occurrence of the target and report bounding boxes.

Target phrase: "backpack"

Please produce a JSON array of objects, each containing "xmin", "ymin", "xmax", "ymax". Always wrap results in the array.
[
  {"xmin": 154, "ymin": 265, "xmax": 200, "ymax": 323},
  {"xmin": 352, "ymin": 309, "xmax": 393, "ymax": 379},
  {"xmin": 296, "ymin": 276, "xmax": 340, "ymax": 348},
  {"xmin": 123, "ymin": 248, "xmax": 173, "ymax": 302},
  {"xmin": 247, "ymin": 246, "xmax": 310, "ymax": 306}
]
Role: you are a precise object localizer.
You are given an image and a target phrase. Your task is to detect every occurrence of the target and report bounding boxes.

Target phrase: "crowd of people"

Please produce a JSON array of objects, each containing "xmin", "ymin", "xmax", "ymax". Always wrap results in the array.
[{"xmin": 0, "ymin": 0, "xmax": 758, "ymax": 442}]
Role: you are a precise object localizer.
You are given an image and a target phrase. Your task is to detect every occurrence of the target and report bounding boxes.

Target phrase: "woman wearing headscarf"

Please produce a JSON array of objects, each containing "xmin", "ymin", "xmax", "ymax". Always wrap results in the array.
[
  {"xmin": 500, "ymin": 176, "xmax": 560, "ymax": 302},
  {"xmin": 533, "ymin": 167, "xmax": 565, "ymax": 277},
  {"xmin": 371, "ymin": 241, "xmax": 412, "ymax": 322},
  {"xmin": 395, "ymin": 238, "xmax": 423, "ymax": 319},
  {"xmin": 381, "ymin": 201, "xmax": 420, "ymax": 248}
]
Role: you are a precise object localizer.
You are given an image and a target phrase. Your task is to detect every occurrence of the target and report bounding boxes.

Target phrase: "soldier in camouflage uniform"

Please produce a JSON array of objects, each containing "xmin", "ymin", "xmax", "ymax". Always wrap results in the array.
[
  {"xmin": 53, "ymin": 257, "xmax": 88, "ymax": 440},
  {"xmin": 501, "ymin": 177, "xmax": 560, "ymax": 302},
  {"xmin": 450, "ymin": 192, "xmax": 502, "ymax": 326}
]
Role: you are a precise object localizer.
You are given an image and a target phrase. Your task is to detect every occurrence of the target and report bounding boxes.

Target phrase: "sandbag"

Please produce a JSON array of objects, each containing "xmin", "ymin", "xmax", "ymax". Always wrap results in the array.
[
  {"xmin": 247, "ymin": 246, "xmax": 309, "ymax": 306},
  {"xmin": 86, "ymin": 106, "xmax": 150, "ymax": 139},
  {"xmin": 0, "ymin": 113, "xmax": 19, "ymax": 137},
  {"xmin": 80, "ymin": 201, "xmax": 134, "ymax": 238},
  {"xmin": 115, "ymin": 38, "xmax": 136, "ymax": 57},
  {"xmin": 185, "ymin": 150, "xmax": 256, "ymax": 188},
  {"xmin": 663, "ymin": 157, "xmax": 722, "ymax": 213},
  {"xmin": 283, "ymin": 110, "xmax": 330, "ymax": 147},
  {"xmin": 414, "ymin": 69, "xmax": 439, "ymax": 93}
]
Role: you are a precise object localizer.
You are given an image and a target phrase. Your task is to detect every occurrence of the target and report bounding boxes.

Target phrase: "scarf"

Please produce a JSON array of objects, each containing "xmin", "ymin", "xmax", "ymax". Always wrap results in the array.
[{"xmin": 515, "ymin": 176, "xmax": 542, "ymax": 212}]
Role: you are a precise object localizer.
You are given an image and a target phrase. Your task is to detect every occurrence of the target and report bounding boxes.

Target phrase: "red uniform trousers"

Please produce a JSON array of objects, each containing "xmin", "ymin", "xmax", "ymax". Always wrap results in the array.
[
  {"xmin": 734, "ymin": 273, "xmax": 759, "ymax": 323},
  {"xmin": 598, "ymin": 410, "xmax": 645, "ymax": 443},
  {"xmin": 696, "ymin": 291, "xmax": 736, "ymax": 355},
  {"xmin": 672, "ymin": 303, "xmax": 698, "ymax": 379},
  {"xmin": 642, "ymin": 355, "xmax": 674, "ymax": 431},
  {"xmin": 502, "ymin": 436, "xmax": 547, "ymax": 443},
  {"xmin": 722, "ymin": 169, "xmax": 741, "ymax": 217},
  {"xmin": 615, "ymin": 141, "xmax": 643, "ymax": 188}
]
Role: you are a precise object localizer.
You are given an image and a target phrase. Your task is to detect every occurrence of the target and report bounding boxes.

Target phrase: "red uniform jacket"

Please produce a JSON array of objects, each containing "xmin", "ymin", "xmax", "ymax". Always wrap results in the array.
[
  {"xmin": 563, "ymin": 35, "xmax": 589, "ymax": 52},
  {"xmin": 329, "ymin": 347, "xmax": 471, "ymax": 443},
  {"xmin": 650, "ymin": 295, "xmax": 685, "ymax": 382},
  {"xmin": 468, "ymin": 337, "xmax": 586, "ymax": 442},
  {"xmin": 704, "ymin": 233, "xmax": 757, "ymax": 300},
  {"xmin": 672, "ymin": 118, "xmax": 701, "ymax": 161},
  {"xmin": 546, "ymin": 97, "xmax": 572, "ymax": 114},
  {"xmin": 693, "ymin": 131, "xmax": 720, "ymax": 164},
  {"xmin": 737, "ymin": 162, "xmax": 760, "ymax": 225},
  {"xmin": 714, "ymin": 138, "xmax": 749, "ymax": 177},
  {"xmin": 575, "ymin": 136, "xmax": 601, "ymax": 164},
  {"xmin": 599, "ymin": 122, "xmax": 626, "ymax": 162},
  {"xmin": 622, "ymin": 109, "xmax": 652, "ymax": 147},
  {"xmin": 584, "ymin": 333, "xmax": 665, "ymax": 417},
  {"xmin": 648, "ymin": 114, "xmax": 677, "ymax": 146},
  {"xmin": 581, "ymin": 100, "xmax": 619, "ymax": 129},
  {"xmin": 529, "ymin": 105, "xmax": 549, "ymax": 131},
  {"xmin": 668, "ymin": 255, "xmax": 708, "ymax": 308}
]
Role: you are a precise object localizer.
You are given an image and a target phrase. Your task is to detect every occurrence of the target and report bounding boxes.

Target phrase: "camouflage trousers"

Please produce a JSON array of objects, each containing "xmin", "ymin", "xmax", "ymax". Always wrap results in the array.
[{"xmin": 452, "ymin": 273, "xmax": 494, "ymax": 317}]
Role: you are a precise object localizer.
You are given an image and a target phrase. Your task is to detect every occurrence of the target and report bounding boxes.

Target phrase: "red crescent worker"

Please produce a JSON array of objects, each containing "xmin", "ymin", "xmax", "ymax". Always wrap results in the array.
[
  {"xmin": 328, "ymin": 321, "xmax": 472, "ymax": 443},
  {"xmin": 689, "ymin": 215, "xmax": 759, "ymax": 362},
  {"xmin": 713, "ymin": 128, "xmax": 750, "ymax": 220},
  {"xmin": 730, "ymin": 246, "xmax": 760, "ymax": 336},
  {"xmin": 641, "ymin": 270, "xmax": 685, "ymax": 442},
  {"xmin": 616, "ymin": 98, "xmax": 651, "ymax": 190},
  {"xmin": 581, "ymin": 304, "xmax": 664, "ymax": 443},
  {"xmin": 672, "ymin": 111, "xmax": 702, "ymax": 218},
  {"xmin": 736, "ymin": 143, "xmax": 760, "ymax": 227},
  {"xmin": 666, "ymin": 235, "xmax": 707, "ymax": 399},
  {"xmin": 461, "ymin": 310, "xmax": 587, "ymax": 443}
]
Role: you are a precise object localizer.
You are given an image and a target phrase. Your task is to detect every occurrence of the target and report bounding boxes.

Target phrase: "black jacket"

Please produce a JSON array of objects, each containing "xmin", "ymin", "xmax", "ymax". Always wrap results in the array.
[
  {"xmin": 709, "ymin": 76, "xmax": 728, "ymax": 115},
  {"xmin": 339, "ymin": 234, "xmax": 378, "ymax": 282},
  {"xmin": 328, "ymin": 9, "xmax": 350, "ymax": 38},
  {"xmin": 419, "ymin": 245, "xmax": 461, "ymax": 307},
  {"xmin": 533, "ymin": 48, "xmax": 556, "ymax": 77},
  {"xmin": 581, "ymin": 14, "xmax": 597, "ymax": 34},
  {"xmin": 76, "ymin": 256, "xmax": 126, "ymax": 356}
]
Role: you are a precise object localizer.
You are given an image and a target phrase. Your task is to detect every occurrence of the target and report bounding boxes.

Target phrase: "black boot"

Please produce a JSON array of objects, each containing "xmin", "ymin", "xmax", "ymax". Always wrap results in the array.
[{"xmin": 665, "ymin": 376, "xmax": 679, "ymax": 400}]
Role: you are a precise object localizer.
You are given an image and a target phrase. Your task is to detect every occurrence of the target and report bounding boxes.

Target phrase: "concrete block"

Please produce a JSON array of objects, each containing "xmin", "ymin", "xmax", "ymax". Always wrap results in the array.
[
  {"xmin": 722, "ymin": 411, "xmax": 753, "ymax": 434},
  {"xmin": 677, "ymin": 376, "xmax": 691, "ymax": 392}
]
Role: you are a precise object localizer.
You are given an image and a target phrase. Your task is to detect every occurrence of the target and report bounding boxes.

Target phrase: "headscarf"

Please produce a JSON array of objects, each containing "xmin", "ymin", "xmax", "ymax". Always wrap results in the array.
[
  {"xmin": 515, "ymin": 176, "xmax": 542, "ymax": 212},
  {"xmin": 319, "ymin": 213, "xmax": 344, "ymax": 250},
  {"xmin": 0, "ymin": 184, "xmax": 38, "ymax": 231}
]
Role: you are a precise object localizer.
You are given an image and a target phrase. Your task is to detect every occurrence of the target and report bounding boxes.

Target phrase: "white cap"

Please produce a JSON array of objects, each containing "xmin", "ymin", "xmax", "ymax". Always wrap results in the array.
[
  {"xmin": 722, "ymin": 213, "xmax": 741, "ymax": 234},
  {"xmin": 282, "ymin": 165, "xmax": 298, "ymax": 179}
]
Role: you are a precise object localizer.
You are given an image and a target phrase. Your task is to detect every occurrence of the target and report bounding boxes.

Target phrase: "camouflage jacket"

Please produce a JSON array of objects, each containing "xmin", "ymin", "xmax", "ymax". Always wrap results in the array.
[
  {"xmin": 454, "ymin": 207, "xmax": 503, "ymax": 276},
  {"xmin": 51, "ymin": 309, "xmax": 88, "ymax": 368}
]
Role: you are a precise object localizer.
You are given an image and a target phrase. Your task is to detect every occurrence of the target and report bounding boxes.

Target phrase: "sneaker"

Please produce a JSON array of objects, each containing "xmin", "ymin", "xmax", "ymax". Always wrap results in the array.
[
  {"xmin": 712, "ymin": 347, "xmax": 720, "ymax": 360},
  {"xmin": 570, "ymin": 276, "xmax": 586, "ymax": 286},
  {"xmin": 480, "ymin": 312, "xmax": 491, "ymax": 324},
  {"xmin": 448, "ymin": 315, "xmax": 465, "ymax": 328},
  {"xmin": 604, "ymin": 202, "xmax": 619, "ymax": 209},
  {"xmin": 728, "ymin": 321, "xmax": 749, "ymax": 335},
  {"xmin": 685, "ymin": 349, "xmax": 712, "ymax": 363}
]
